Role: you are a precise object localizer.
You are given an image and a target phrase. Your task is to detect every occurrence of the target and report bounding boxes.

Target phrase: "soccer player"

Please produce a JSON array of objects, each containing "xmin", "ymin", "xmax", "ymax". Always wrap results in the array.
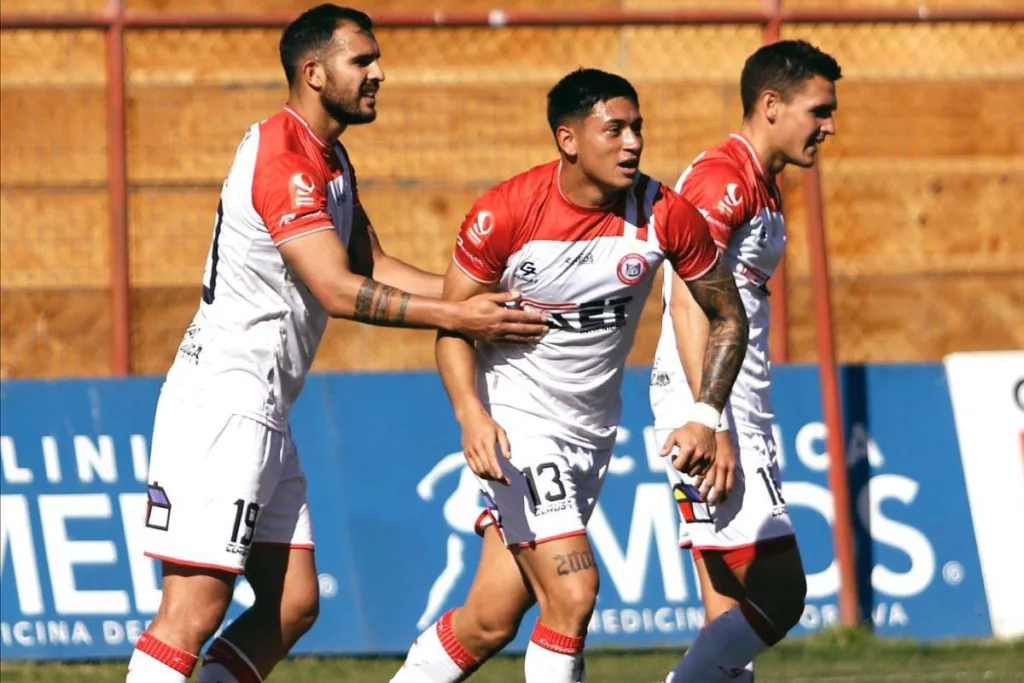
[
  {"xmin": 126, "ymin": 6, "xmax": 549, "ymax": 683},
  {"xmin": 389, "ymin": 68, "xmax": 750, "ymax": 683},
  {"xmin": 649, "ymin": 40, "xmax": 842, "ymax": 682}
]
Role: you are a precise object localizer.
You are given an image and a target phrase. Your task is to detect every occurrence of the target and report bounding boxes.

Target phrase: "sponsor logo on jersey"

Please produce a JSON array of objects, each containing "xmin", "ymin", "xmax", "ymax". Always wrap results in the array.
[
  {"xmin": 290, "ymin": 173, "xmax": 317, "ymax": 209},
  {"xmin": 467, "ymin": 211, "xmax": 494, "ymax": 247},
  {"xmin": 516, "ymin": 261, "xmax": 538, "ymax": 283},
  {"xmin": 565, "ymin": 253, "xmax": 595, "ymax": 266},
  {"xmin": 715, "ymin": 183, "xmax": 743, "ymax": 217},
  {"xmin": 617, "ymin": 253, "xmax": 650, "ymax": 285}
]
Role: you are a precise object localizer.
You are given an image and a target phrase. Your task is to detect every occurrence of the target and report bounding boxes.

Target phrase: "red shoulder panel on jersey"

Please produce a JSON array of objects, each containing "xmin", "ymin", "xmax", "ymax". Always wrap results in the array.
[
  {"xmin": 452, "ymin": 188, "xmax": 516, "ymax": 284},
  {"xmin": 654, "ymin": 188, "xmax": 720, "ymax": 281},
  {"xmin": 676, "ymin": 159, "xmax": 754, "ymax": 249},
  {"xmin": 252, "ymin": 152, "xmax": 335, "ymax": 245}
]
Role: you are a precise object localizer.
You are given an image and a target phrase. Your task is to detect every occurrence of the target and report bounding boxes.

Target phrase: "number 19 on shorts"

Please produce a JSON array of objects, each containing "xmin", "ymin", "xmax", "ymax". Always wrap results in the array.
[{"xmin": 228, "ymin": 499, "xmax": 260, "ymax": 551}]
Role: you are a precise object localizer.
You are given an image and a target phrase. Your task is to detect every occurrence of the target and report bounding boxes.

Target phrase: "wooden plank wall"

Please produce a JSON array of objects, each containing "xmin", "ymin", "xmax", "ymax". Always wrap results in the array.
[{"xmin": 1, "ymin": 6, "xmax": 1021, "ymax": 378}]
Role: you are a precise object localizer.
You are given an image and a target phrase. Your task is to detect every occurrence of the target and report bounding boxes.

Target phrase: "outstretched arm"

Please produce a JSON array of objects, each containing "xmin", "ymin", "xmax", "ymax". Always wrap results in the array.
[{"xmin": 280, "ymin": 229, "xmax": 452, "ymax": 328}]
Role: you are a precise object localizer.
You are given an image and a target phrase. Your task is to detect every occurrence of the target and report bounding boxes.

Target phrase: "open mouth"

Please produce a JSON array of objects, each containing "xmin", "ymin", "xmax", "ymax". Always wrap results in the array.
[{"xmin": 618, "ymin": 158, "xmax": 640, "ymax": 171}]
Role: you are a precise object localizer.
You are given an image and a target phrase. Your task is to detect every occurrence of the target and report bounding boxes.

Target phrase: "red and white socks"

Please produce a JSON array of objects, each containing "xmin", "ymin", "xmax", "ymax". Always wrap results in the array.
[
  {"xmin": 126, "ymin": 632, "xmax": 198, "ymax": 683},
  {"xmin": 390, "ymin": 609, "xmax": 478, "ymax": 683},
  {"xmin": 197, "ymin": 636, "xmax": 263, "ymax": 682},
  {"xmin": 524, "ymin": 621, "xmax": 585, "ymax": 683}
]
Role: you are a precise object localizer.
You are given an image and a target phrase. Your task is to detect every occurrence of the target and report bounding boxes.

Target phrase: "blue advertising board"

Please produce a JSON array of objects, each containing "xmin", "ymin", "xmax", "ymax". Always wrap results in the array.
[{"xmin": 0, "ymin": 364, "xmax": 993, "ymax": 661}]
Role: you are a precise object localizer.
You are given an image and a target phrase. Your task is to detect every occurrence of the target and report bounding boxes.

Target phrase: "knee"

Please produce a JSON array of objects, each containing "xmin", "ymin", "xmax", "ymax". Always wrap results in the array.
[
  {"xmin": 752, "ymin": 567, "xmax": 806, "ymax": 635},
  {"xmin": 540, "ymin": 574, "xmax": 598, "ymax": 630},
  {"xmin": 159, "ymin": 592, "xmax": 230, "ymax": 645},
  {"xmin": 464, "ymin": 610, "xmax": 520, "ymax": 652},
  {"xmin": 775, "ymin": 569, "xmax": 807, "ymax": 632},
  {"xmin": 279, "ymin": 580, "xmax": 320, "ymax": 637}
]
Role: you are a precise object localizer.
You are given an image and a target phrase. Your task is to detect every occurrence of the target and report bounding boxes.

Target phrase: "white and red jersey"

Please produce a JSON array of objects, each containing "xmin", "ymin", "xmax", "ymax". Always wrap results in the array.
[
  {"xmin": 654, "ymin": 133, "xmax": 786, "ymax": 435},
  {"xmin": 454, "ymin": 161, "xmax": 719, "ymax": 448},
  {"xmin": 162, "ymin": 106, "xmax": 360, "ymax": 430}
]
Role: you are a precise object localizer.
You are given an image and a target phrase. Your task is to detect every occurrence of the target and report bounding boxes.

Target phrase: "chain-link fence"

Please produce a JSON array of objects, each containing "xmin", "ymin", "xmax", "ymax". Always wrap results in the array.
[
  {"xmin": 1, "ymin": 4, "xmax": 1022, "ymax": 378},
  {"xmin": 781, "ymin": 21, "xmax": 1024, "ymax": 362}
]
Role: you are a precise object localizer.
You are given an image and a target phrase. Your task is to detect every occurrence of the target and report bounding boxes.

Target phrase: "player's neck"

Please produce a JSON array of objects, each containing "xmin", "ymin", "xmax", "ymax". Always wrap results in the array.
[
  {"xmin": 285, "ymin": 97, "xmax": 347, "ymax": 144},
  {"xmin": 738, "ymin": 122, "xmax": 784, "ymax": 177},
  {"xmin": 557, "ymin": 162, "xmax": 620, "ymax": 210}
]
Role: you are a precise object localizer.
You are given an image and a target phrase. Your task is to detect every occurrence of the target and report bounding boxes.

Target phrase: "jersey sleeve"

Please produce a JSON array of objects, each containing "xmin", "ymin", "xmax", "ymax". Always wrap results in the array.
[
  {"xmin": 452, "ymin": 190, "xmax": 515, "ymax": 284},
  {"xmin": 674, "ymin": 160, "xmax": 754, "ymax": 249},
  {"xmin": 252, "ymin": 152, "xmax": 334, "ymax": 246},
  {"xmin": 658, "ymin": 191, "xmax": 721, "ymax": 281}
]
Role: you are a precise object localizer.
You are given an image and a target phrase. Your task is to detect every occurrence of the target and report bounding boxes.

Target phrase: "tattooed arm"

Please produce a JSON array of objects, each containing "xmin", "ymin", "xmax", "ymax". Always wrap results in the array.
[
  {"xmin": 277, "ymin": 230, "xmax": 547, "ymax": 340},
  {"xmin": 682, "ymin": 256, "xmax": 749, "ymax": 412}
]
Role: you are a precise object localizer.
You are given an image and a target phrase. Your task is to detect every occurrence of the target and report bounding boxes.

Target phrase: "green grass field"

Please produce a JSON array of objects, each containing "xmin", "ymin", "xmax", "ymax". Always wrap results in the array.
[{"xmin": 2, "ymin": 631, "xmax": 1023, "ymax": 683}]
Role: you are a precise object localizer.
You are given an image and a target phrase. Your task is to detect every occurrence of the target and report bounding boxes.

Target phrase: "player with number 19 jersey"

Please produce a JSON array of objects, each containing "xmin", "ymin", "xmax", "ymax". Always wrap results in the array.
[
  {"xmin": 454, "ymin": 160, "xmax": 718, "ymax": 547},
  {"xmin": 142, "ymin": 106, "xmax": 359, "ymax": 573}
]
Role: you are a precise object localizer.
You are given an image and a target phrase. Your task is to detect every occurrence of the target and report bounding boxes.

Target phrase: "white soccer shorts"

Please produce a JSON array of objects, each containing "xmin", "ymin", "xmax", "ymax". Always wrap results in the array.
[
  {"xmin": 141, "ymin": 393, "xmax": 314, "ymax": 574},
  {"xmin": 652, "ymin": 383, "xmax": 795, "ymax": 568},
  {"xmin": 473, "ymin": 409, "xmax": 612, "ymax": 548}
]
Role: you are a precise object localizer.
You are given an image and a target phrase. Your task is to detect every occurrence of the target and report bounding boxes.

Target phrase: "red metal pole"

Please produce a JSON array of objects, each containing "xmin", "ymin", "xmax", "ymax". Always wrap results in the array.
[
  {"xmin": 803, "ymin": 162, "xmax": 859, "ymax": 627},
  {"xmin": 763, "ymin": 0, "xmax": 788, "ymax": 365},
  {"xmin": 106, "ymin": 0, "xmax": 131, "ymax": 375}
]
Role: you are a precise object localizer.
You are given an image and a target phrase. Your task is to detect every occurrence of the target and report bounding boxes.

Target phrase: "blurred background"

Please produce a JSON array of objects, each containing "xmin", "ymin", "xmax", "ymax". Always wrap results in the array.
[{"xmin": 1, "ymin": 0, "xmax": 1021, "ymax": 381}]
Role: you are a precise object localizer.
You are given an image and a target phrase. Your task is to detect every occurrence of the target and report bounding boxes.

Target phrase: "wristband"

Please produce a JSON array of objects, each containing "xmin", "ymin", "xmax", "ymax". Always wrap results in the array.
[
  {"xmin": 716, "ymin": 405, "xmax": 732, "ymax": 433},
  {"xmin": 691, "ymin": 402, "xmax": 721, "ymax": 430}
]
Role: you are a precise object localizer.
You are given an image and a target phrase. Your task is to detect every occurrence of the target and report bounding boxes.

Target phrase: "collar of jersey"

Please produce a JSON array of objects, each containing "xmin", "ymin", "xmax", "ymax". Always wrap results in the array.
[
  {"xmin": 284, "ymin": 106, "xmax": 330, "ymax": 150},
  {"xmin": 554, "ymin": 160, "xmax": 626, "ymax": 214},
  {"xmin": 729, "ymin": 132, "xmax": 770, "ymax": 181}
]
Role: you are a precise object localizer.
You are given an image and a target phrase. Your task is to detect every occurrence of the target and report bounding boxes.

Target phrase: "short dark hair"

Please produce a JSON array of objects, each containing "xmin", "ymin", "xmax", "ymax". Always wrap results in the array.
[
  {"xmin": 547, "ymin": 68, "xmax": 639, "ymax": 133},
  {"xmin": 279, "ymin": 4, "xmax": 373, "ymax": 87},
  {"xmin": 740, "ymin": 40, "xmax": 842, "ymax": 117}
]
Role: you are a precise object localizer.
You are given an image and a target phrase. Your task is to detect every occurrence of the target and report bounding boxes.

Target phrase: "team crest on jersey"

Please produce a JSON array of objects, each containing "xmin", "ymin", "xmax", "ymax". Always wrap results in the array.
[{"xmin": 616, "ymin": 253, "xmax": 650, "ymax": 285}]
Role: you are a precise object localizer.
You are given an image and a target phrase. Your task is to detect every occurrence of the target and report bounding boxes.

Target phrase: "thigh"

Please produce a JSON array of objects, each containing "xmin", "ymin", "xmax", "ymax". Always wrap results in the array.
[
  {"xmin": 476, "ymin": 429, "xmax": 587, "ymax": 549},
  {"xmin": 252, "ymin": 434, "xmax": 314, "ymax": 550},
  {"xmin": 689, "ymin": 432, "xmax": 796, "ymax": 569},
  {"xmin": 244, "ymin": 544, "xmax": 318, "ymax": 608},
  {"xmin": 143, "ymin": 395, "xmax": 286, "ymax": 574},
  {"xmin": 513, "ymin": 533, "xmax": 599, "ymax": 610},
  {"xmin": 654, "ymin": 425, "xmax": 713, "ymax": 547},
  {"xmin": 458, "ymin": 526, "xmax": 535, "ymax": 633}
]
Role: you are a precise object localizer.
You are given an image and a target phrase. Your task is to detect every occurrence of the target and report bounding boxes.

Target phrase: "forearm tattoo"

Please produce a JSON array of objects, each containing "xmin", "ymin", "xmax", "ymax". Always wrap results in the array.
[
  {"xmin": 686, "ymin": 259, "xmax": 750, "ymax": 411},
  {"xmin": 353, "ymin": 278, "xmax": 412, "ymax": 326}
]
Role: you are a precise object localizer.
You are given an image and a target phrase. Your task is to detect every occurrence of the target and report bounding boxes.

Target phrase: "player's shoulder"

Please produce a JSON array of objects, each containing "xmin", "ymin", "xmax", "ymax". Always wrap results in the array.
[
  {"xmin": 651, "ymin": 179, "xmax": 704, "ymax": 223},
  {"xmin": 475, "ymin": 160, "xmax": 559, "ymax": 215},
  {"xmin": 252, "ymin": 110, "xmax": 324, "ymax": 175},
  {"xmin": 681, "ymin": 143, "xmax": 751, "ymax": 192}
]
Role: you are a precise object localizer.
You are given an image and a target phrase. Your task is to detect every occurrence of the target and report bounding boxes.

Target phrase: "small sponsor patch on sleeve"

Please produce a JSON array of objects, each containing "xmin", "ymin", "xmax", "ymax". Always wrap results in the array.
[{"xmin": 145, "ymin": 483, "xmax": 172, "ymax": 531}]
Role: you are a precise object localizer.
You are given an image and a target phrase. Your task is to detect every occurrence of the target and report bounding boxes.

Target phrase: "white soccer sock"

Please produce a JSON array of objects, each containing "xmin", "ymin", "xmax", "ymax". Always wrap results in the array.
[
  {"xmin": 125, "ymin": 632, "xmax": 197, "ymax": 682},
  {"xmin": 665, "ymin": 603, "xmax": 777, "ymax": 682},
  {"xmin": 197, "ymin": 636, "xmax": 263, "ymax": 682},
  {"xmin": 389, "ymin": 609, "xmax": 477, "ymax": 683},
  {"xmin": 524, "ymin": 621, "xmax": 585, "ymax": 683}
]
